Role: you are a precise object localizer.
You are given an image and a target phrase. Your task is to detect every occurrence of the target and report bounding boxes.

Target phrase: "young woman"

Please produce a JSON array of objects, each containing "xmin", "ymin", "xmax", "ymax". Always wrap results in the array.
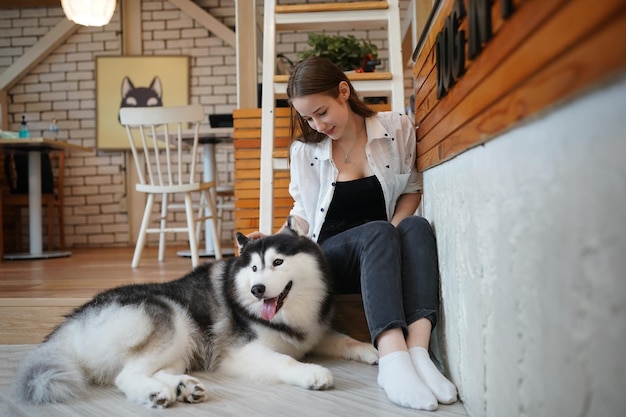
[{"xmin": 251, "ymin": 56, "xmax": 457, "ymax": 411}]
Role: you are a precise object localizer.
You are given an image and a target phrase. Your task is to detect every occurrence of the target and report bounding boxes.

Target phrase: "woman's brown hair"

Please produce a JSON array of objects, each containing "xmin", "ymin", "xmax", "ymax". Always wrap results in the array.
[{"xmin": 286, "ymin": 56, "xmax": 376, "ymax": 143}]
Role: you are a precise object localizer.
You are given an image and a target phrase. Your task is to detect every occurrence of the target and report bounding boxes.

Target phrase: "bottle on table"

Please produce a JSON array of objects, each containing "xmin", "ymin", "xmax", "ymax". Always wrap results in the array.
[
  {"xmin": 18, "ymin": 115, "xmax": 29, "ymax": 138},
  {"xmin": 48, "ymin": 118, "xmax": 59, "ymax": 139}
]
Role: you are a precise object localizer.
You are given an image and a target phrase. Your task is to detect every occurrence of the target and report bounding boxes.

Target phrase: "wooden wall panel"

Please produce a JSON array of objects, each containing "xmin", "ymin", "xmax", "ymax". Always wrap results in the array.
[
  {"xmin": 233, "ymin": 108, "xmax": 294, "ymax": 236},
  {"xmin": 414, "ymin": 0, "xmax": 626, "ymax": 171}
]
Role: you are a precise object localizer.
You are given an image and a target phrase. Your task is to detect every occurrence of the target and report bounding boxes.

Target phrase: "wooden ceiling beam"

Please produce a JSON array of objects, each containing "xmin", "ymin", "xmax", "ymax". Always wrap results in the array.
[
  {"xmin": 169, "ymin": 0, "xmax": 236, "ymax": 48},
  {"xmin": 0, "ymin": 0, "xmax": 60, "ymax": 8},
  {"xmin": 0, "ymin": 18, "xmax": 78, "ymax": 91}
]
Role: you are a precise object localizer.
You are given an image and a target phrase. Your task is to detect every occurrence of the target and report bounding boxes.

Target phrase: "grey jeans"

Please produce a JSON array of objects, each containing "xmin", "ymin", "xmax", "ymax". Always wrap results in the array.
[{"xmin": 319, "ymin": 216, "xmax": 440, "ymax": 346}]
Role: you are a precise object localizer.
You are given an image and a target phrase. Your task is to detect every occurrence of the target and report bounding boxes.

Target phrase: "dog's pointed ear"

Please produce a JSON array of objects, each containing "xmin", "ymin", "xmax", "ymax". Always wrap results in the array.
[
  {"xmin": 280, "ymin": 215, "xmax": 305, "ymax": 237},
  {"xmin": 278, "ymin": 219, "xmax": 297, "ymax": 237},
  {"xmin": 235, "ymin": 232, "xmax": 249, "ymax": 254}
]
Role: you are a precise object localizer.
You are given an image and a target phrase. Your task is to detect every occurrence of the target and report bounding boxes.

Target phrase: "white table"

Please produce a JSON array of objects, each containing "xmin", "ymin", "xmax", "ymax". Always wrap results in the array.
[
  {"xmin": 0, "ymin": 137, "xmax": 92, "ymax": 260},
  {"xmin": 177, "ymin": 129, "xmax": 234, "ymax": 258}
]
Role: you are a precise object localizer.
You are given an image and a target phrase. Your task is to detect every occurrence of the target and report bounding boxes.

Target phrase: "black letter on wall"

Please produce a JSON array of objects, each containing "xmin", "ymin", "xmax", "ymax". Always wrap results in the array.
[
  {"xmin": 501, "ymin": 0, "xmax": 514, "ymax": 19},
  {"xmin": 451, "ymin": 0, "xmax": 466, "ymax": 80},
  {"xmin": 468, "ymin": 0, "xmax": 493, "ymax": 59},
  {"xmin": 436, "ymin": 31, "xmax": 446, "ymax": 98}
]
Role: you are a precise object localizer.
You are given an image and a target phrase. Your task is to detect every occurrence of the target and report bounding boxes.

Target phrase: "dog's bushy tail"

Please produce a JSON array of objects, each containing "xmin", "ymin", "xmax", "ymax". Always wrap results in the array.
[{"xmin": 12, "ymin": 342, "xmax": 87, "ymax": 404}]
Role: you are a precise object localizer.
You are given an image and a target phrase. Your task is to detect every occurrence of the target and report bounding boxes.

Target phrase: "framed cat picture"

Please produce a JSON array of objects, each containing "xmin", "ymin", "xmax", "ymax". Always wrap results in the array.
[{"xmin": 96, "ymin": 56, "xmax": 190, "ymax": 150}]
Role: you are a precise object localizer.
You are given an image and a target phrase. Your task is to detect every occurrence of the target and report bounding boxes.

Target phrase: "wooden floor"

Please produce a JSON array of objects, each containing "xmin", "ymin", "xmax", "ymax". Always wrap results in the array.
[
  {"xmin": 0, "ymin": 246, "xmax": 195, "ymax": 298},
  {"xmin": 0, "ymin": 246, "xmax": 201, "ymax": 344},
  {"xmin": 0, "ymin": 247, "xmax": 469, "ymax": 416}
]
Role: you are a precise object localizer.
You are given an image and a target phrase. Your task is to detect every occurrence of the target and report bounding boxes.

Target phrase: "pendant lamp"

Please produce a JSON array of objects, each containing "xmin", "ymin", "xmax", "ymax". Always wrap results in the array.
[{"xmin": 61, "ymin": 0, "xmax": 117, "ymax": 27}]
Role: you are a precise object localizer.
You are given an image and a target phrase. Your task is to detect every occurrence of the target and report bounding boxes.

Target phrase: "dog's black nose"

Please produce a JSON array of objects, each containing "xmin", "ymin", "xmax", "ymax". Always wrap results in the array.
[{"xmin": 251, "ymin": 284, "xmax": 266, "ymax": 298}]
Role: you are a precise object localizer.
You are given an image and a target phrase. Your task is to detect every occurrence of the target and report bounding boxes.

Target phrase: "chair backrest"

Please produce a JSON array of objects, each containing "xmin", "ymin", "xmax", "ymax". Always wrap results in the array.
[{"xmin": 119, "ymin": 104, "xmax": 205, "ymax": 188}]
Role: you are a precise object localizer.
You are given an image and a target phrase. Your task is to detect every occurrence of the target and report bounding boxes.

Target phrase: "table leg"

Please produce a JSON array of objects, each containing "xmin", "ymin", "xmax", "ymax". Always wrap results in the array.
[
  {"xmin": 3, "ymin": 151, "xmax": 70, "ymax": 260},
  {"xmin": 28, "ymin": 151, "xmax": 43, "ymax": 255}
]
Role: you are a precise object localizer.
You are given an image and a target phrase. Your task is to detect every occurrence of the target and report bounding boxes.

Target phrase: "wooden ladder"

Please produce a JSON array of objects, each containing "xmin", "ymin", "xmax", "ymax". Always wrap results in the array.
[{"xmin": 259, "ymin": 0, "xmax": 406, "ymax": 234}]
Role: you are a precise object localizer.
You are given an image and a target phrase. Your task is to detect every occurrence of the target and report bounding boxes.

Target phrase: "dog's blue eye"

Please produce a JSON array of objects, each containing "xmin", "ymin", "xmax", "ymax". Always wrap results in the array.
[
  {"xmin": 273, "ymin": 259, "xmax": 283, "ymax": 267},
  {"xmin": 252, "ymin": 265, "xmax": 257, "ymax": 272}
]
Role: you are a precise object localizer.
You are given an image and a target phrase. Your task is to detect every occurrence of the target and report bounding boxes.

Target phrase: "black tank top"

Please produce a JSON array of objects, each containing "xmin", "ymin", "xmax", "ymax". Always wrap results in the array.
[{"xmin": 318, "ymin": 175, "xmax": 387, "ymax": 244}]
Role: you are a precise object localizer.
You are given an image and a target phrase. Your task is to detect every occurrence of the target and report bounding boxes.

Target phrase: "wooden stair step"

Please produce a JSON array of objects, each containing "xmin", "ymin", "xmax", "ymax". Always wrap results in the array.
[
  {"xmin": 274, "ymin": 2, "xmax": 391, "ymax": 31},
  {"xmin": 274, "ymin": 72, "xmax": 393, "ymax": 84},
  {"xmin": 275, "ymin": 1, "xmax": 388, "ymax": 14}
]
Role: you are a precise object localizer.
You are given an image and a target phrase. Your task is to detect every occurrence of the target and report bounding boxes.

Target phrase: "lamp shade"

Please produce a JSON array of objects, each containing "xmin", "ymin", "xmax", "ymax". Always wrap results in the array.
[{"xmin": 61, "ymin": 0, "xmax": 117, "ymax": 27}]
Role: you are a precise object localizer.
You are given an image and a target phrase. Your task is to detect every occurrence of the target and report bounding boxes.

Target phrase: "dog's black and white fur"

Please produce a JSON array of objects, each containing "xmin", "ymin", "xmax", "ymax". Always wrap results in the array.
[{"xmin": 12, "ymin": 221, "xmax": 378, "ymax": 408}]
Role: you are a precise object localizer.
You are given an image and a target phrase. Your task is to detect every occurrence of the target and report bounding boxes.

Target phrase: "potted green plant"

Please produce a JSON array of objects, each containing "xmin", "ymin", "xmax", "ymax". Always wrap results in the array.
[{"xmin": 297, "ymin": 33, "xmax": 380, "ymax": 72}]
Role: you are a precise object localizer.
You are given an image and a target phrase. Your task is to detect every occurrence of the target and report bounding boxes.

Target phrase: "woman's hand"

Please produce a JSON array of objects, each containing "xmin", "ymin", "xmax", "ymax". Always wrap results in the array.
[
  {"xmin": 246, "ymin": 231, "xmax": 267, "ymax": 240},
  {"xmin": 246, "ymin": 216, "xmax": 309, "ymax": 240},
  {"xmin": 390, "ymin": 193, "xmax": 422, "ymax": 227}
]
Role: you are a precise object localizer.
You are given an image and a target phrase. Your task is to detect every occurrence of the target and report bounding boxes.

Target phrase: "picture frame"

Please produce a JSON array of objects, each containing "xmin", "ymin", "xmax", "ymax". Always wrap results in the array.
[{"xmin": 96, "ymin": 56, "xmax": 190, "ymax": 150}]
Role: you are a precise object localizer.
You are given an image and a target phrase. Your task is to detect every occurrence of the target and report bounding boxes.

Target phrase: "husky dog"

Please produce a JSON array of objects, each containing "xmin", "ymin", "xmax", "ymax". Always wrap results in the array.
[{"xmin": 13, "ymin": 221, "xmax": 378, "ymax": 408}]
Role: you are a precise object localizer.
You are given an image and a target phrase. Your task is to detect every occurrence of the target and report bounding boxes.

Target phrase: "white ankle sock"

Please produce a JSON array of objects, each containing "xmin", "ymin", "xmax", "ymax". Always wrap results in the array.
[
  {"xmin": 409, "ymin": 346, "xmax": 458, "ymax": 404},
  {"xmin": 377, "ymin": 351, "xmax": 437, "ymax": 411}
]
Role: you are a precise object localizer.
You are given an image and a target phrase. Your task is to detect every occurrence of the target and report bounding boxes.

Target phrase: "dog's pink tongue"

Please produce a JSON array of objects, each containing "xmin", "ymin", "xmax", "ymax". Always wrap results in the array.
[{"xmin": 261, "ymin": 297, "xmax": 278, "ymax": 320}]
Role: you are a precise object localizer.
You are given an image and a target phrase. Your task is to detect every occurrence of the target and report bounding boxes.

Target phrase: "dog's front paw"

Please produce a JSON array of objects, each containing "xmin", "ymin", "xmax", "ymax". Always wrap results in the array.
[
  {"xmin": 298, "ymin": 363, "xmax": 333, "ymax": 390},
  {"xmin": 147, "ymin": 388, "xmax": 175, "ymax": 409},
  {"xmin": 351, "ymin": 342, "xmax": 379, "ymax": 365},
  {"xmin": 339, "ymin": 337, "xmax": 379, "ymax": 364},
  {"xmin": 176, "ymin": 376, "xmax": 208, "ymax": 403}
]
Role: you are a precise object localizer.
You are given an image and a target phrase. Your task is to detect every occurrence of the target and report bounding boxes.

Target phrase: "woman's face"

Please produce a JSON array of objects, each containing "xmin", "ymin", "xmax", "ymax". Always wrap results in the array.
[{"xmin": 291, "ymin": 81, "xmax": 352, "ymax": 140}]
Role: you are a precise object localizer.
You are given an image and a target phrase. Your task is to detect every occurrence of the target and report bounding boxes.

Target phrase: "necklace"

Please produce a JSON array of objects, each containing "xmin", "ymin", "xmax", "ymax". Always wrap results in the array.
[
  {"xmin": 337, "ymin": 137, "xmax": 359, "ymax": 163},
  {"xmin": 336, "ymin": 123, "xmax": 365, "ymax": 163}
]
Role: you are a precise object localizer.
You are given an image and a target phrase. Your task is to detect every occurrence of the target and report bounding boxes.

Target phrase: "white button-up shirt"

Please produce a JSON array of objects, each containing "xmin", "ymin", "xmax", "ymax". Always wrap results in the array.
[{"xmin": 289, "ymin": 111, "xmax": 422, "ymax": 242}]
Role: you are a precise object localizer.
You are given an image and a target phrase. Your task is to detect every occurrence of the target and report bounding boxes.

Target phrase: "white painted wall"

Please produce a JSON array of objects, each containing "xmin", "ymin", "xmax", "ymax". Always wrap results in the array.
[{"xmin": 423, "ymin": 76, "xmax": 626, "ymax": 417}]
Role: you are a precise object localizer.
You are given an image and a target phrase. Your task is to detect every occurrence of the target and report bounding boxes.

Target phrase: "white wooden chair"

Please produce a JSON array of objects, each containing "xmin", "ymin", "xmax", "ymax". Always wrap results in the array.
[{"xmin": 119, "ymin": 104, "xmax": 222, "ymax": 268}]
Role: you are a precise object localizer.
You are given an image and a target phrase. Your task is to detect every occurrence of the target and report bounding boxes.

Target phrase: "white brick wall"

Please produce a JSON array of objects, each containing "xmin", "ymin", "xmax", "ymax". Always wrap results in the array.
[
  {"xmin": 1, "ymin": 0, "xmax": 411, "ymax": 250},
  {"xmin": 1, "ymin": 1, "xmax": 237, "ymax": 250}
]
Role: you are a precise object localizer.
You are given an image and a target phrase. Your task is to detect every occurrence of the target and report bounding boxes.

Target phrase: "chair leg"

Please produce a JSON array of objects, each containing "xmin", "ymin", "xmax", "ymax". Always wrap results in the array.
[
  {"xmin": 58, "ymin": 202, "xmax": 65, "ymax": 250},
  {"xmin": 132, "ymin": 193, "xmax": 155, "ymax": 268},
  {"xmin": 196, "ymin": 192, "xmax": 206, "ymax": 246},
  {"xmin": 216, "ymin": 195, "xmax": 223, "ymax": 242},
  {"xmin": 15, "ymin": 210, "xmax": 23, "ymax": 251},
  {"xmin": 184, "ymin": 192, "xmax": 199, "ymax": 268},
  {"xmin": 158, "ymin": 193, "xmax": 168, "ymax": 262},
  {"xmin": 205, "ymin": 190, "xmax": 222, "ymax": 261},
  {"xmin": 47, "ymin": 201, "xmax": 54, "ymax": 251},
  {"xmin": 0, "ymin": 193, "xmax": 3, "ymax": 262}
]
